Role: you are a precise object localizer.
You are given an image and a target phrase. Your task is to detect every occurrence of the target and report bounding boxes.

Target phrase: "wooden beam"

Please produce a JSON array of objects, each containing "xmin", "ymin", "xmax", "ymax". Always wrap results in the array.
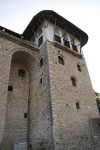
[
  {"xmin": 43, "ymin": 15, "xmax": 49, "ymax": 27},
  {"xmin": 32, "ymin": 29, "xmax": 38, "ymax": 38}
]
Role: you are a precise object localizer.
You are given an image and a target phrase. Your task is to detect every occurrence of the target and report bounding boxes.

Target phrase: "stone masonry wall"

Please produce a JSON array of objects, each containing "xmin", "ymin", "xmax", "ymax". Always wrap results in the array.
[
  {"xmin": 29, "ymin": 42, "xmax": 54, "ymax": 150},
  {"xmin": 0, "ymin": 35, "xmax": 53, "ymax": 150},
  {"xmin": 2, "ymin": 62, "xmax": 29, "ymax": 150},
  {"xmin": 0, "ymin": 36, "xmax": 11, "ymax": 144},
  {"xmin": 0, "ymin": 35, "xmax": 39, "ymax": 150},
  {"xmin": 0, "ymin": 32, "xmax": 100, "ymax": 150},
  {"xmin": 47, "ymin": 41, "xmax": 99, "ymax": 150}
]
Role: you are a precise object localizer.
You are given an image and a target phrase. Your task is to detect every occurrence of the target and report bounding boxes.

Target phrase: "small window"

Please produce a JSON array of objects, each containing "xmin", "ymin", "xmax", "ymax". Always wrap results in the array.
[
  {"xmin": 54, "ymin": 34, "xmax": 61, "ymax": 43},
  {"xmin": 18, "ymin": 69, "xmax": 26, "ymax": 78},
  {"xmin": 63, "ymin": 39, "xmax": 70, "ymax": 48},
  {"xmin": 38, "ymin": 35, "xmax": 43, "ymax": 47},
  {"xmin": 24, "ymin": 113, "xmax": 27, "ymax": 118},
  {"xmin": 71, "ymin": 77, "xmax": 76, "ymax": 87},
  {"xmin": 40, "ymin": 58, "xmax": 43, "ymax": 67},
  {"xmin": 77, "ymin": 64, "xmax": 81, "ymax": 72},
  {"xmin": 76, "ymin": 102, "xmax": 80, "ymax": 109},
  {"xmin": 58, "ymin": 56, "xmax": 64, "ymax": 65},
  {"xmin": 8, "ymin": 86, "xmax": 13, "ymax": 91},
  {"xmin": 72, "ymin": 43, "xmax": 78, "ymax": 52},
  {"xmin": 40, "ymin": 78, "xmax": 42, "ymax": 84}
]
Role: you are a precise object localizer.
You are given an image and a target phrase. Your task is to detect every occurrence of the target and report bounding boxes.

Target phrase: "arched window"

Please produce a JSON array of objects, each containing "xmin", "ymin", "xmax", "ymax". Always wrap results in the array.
[
  {"xmin": 18, "ymin": 69, "xmax": 26, "ymax": 78},
  {"xmin": 76, "ymin": 102, "xmax": 80, "ymax": 109},
  {"xmin": 77, "ymin": 64, "xmax": 81, "ymax": 72},
  {"xmin": 40, "ymin": 58, "xmax": 43, "ymax": 67},
  {"xmin": 71, "ymin": 77, "xmax": 76, "ymax": 87},
  {"xmin": 8, "ymin": 85, "xmax": 13, "ymax": 91},
  {"xmin": 58, "ymin": 56, "xmax": 64, "ymax": 65}
]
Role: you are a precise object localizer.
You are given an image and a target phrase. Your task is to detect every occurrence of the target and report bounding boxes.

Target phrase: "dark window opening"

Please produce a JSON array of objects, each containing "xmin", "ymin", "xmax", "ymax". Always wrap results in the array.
[
  {"xmin": 58, "ymin": 56, "xmax": 64, "ymax": 65},
  {"xmin": 63, "ymin": 39, "xmax": 70, "ymax": 48},
  {"xmin": 18, "ymin": 69, "xmax": 26, "ymax": 78},
  {"xmin": 40, "ymin": 58, "xmax": 43, "ymax": 67},
  {"xmin": 54, "ymin": 34, "xmax": 61, "ymax": 43},
  {"xmin": 76, "ymin": 102, "xmax": 80, "ymax": 109},
  {"xmin": 29, "ymin": 145, "xmax": 32, "ymax": 149},
  {"xmin": 24, "ymin": 113, "xmax": 27, "ymax": 118},
  {"xmin": 8, "ymin": 86, "xmax": 13, "ymax": 91},
  {"xmin": 77, "ymin": 64, "xmax": 81, "ymax": 72},
  {"xmin": 40, "ymin": 78, "xmax": 43, "ymax": 84},
  {"xmin": 71, "ymin": 77, "xmax": 76, "ymax": 87},
  {"xmin": 72, "ymin": 43, "xmax": 78, "ymax": 52},
  {"xmin": 38, "ymin": 35, "xmax": 43, "ymax": 47}
]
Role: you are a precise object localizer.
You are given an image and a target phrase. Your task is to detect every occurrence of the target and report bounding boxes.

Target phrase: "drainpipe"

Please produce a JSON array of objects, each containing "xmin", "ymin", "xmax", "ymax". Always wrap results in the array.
[{"xmin": 27, "ymin": 73, "xmax": 31, "ymax": 150}]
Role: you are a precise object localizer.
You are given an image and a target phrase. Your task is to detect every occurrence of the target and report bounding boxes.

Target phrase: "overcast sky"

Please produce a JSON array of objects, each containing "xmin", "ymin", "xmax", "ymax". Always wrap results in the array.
[{"xmin": 0, "ymin": 0, "xmax": 100, "ymax": 92}]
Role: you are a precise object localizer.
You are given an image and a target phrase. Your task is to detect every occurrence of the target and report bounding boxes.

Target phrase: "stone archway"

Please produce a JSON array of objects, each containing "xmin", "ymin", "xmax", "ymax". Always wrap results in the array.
[{"xmin": 2, "ymin": 51, "xmax": 37, "ymax": 150}]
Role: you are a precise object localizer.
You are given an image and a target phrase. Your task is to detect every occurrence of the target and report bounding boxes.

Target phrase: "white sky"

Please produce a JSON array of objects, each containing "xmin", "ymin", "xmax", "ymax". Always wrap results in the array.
[{"xmin": 0, "ymin": 0, "xmax": 100, "ymax": 92}]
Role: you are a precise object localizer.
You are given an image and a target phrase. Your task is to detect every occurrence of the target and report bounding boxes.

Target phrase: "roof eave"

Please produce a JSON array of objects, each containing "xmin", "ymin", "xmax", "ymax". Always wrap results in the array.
[{"xmin": 23, "ymin": 10, "xmax": 88, "ymax": 47}]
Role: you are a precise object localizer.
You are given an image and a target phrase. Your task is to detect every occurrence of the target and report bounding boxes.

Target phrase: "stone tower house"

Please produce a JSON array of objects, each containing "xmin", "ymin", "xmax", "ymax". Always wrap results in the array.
[{"xmin": 0, "ymin": 10, "xmax": 100, "ymax": 150}]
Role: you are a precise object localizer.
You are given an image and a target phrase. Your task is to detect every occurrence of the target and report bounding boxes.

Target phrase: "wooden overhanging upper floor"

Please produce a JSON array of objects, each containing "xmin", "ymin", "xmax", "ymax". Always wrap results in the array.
[
  {"xmin": 0, "ymin": 10, "xmax": 88, "ymax": 49},
  {"xmin": 23, "ymin": 10, "xmax": 88, "ymax": 47}
]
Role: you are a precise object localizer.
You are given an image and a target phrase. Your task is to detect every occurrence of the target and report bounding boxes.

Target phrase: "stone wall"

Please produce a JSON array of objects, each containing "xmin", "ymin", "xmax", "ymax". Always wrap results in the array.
[
  {"xmin": 29, "ymin": 42, "xmax": 54, "ymax": 150},
  {"xmin": 0, "ymin": 36, "xmax": 11, "ymax": 144},
  {"xmin": 47, "ymin": 41, "xmax": 99, "ymax": 150},
  {"xmin": 0, "ymin": 35, "xmax": 38, "ymax": 149},
  {"xmin": 2, "ymin": 61, "xmax": 29, "ymax": 150},
  {"xmin": 0, "ymin": 32, "xmax": 100, "ymax": 150},
  {"xmin": 0, "ymin": 34, "xmax": 53, "ymax": 150}
]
